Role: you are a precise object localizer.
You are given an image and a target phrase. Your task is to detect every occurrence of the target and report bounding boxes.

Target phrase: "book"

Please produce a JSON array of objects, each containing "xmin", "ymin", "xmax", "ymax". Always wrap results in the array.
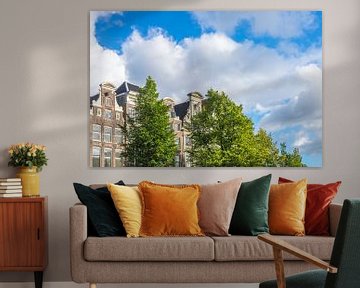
[
  {"xmin": 0, "ymin": 182, "xmax": 22, "ymax": 186},
  {"xmin": 0, "ymin": 178, "xmax": 21, "ymax": 182},
  {"xmin": 0, "ymin": 186, "xmax": 22, "ymax": 190},
  {"xmin": 0, "ymin": 189, "xmax": 22, "ymax": 193},
  {"xmin": 0, "ymin": 193, "xmax": 22, "ymax": 198}
]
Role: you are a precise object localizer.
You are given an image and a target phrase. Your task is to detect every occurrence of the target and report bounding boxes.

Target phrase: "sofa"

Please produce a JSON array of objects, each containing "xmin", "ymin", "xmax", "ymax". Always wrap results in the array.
[{"xmin": 70, "ymin": 201, "xmax": 342, "ymax": 287}]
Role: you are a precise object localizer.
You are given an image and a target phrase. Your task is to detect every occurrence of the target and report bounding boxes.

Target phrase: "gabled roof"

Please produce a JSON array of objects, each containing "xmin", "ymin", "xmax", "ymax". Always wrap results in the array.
[
  {"xmin": 115, "ymin": 81, "xmax": 140, "ymax": 94},
  {"xmin": 90, "ymin": 93, "xmax": 99, "ymax": 108},
  {"xmin": 174, "ymin": 101, "xmax": 190, "ymax": 120}
]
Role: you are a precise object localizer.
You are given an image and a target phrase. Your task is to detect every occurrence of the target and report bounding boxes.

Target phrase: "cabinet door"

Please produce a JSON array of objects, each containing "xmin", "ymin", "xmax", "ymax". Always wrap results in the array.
[{"xmin": 0, "ymin": 202, "xmax": 44, "ymax": 268}]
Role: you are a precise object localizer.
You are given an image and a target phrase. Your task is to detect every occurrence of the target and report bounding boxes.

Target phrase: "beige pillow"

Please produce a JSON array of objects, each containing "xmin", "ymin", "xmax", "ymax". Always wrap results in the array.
[{"xmin": 198, "ymin": 178, "xmax": 242, "ymax": 236}]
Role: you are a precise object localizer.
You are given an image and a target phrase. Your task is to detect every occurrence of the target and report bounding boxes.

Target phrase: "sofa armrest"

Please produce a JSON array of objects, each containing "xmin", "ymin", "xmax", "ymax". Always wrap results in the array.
[
  {"xmin": 69, "ymin": 203, "xmax": 88, "ymax": 283},
  {"xmin": 329, "ymin": 203, "xmax": 342, "ymax": 237}
]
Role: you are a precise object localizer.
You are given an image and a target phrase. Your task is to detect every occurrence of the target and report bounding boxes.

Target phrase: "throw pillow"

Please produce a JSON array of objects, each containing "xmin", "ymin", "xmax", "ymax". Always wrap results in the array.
[
  {"xmin": 269, "ymin": 179, "xmax": 307, "ymax": 236},
  {"xmin": 279, "ymin": 177, "xmax": 341, "ymax": 236},
  {"xmin": 107, "ymin": 184, "xmax": 142, "ymax": 238},
  {"xmin": 138, "ymin": 181, "xmax": 203, "ymax": 237},
  {"xmin": 198, "ymin": 178, "xmax": 242, "ymax": 236},
  {"xmin": 229, "ymin": 174, "xmax": 272, "ymax": 236},
  {"xmin": 73, "ymin": 181, "xmax": 126, "ymax": 237}
]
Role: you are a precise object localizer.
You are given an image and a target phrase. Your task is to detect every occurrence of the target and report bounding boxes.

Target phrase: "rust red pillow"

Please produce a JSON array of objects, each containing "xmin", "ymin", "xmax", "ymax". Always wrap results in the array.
[{"xmin": 278, "ymin": 177, "xmax": 341, "ymax": 236}]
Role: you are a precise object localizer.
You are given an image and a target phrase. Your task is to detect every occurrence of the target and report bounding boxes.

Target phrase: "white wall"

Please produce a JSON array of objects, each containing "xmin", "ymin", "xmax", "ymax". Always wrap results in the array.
[{"xmin": 0, "ymin": 0, "xmax": 359, "ymax": 283}]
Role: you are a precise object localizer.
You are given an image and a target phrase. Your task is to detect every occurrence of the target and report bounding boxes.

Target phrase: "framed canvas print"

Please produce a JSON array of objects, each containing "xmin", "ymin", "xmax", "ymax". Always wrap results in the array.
[{"xmin": 89, "ymin": 11, "xmax": 322, "ymax": 168}]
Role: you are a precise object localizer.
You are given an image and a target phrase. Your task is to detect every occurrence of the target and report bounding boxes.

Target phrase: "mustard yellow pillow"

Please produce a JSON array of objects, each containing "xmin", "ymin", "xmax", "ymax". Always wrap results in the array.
[
  {"xmin": 138, "ymin": 181, "xmax": 204, "ymax": 237},
  {"xmin": 269, "ymin": 179, "xmax": 307, "ymax": 236},
  {"xmin": 107, "ymin": 184, "xmax": 142, "ymax": 238}
]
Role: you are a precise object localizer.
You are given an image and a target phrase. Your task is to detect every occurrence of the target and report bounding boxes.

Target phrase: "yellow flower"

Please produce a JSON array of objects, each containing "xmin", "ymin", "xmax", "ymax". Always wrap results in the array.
[
  {"xmin": 8, "ymin": 149, "xmax": 13, "ymax": 155},
  {"xmin": 27, "ymin": 152, "xmax": 32, "ymax": 157}
]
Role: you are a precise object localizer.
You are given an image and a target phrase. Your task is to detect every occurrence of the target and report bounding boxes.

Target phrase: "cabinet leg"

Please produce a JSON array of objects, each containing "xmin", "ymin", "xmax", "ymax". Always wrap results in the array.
[
  {"xmin": 89, "ymin": 284, "xmax": 97, "ymax": 288},
  {"xmin": 34, "ymin": 271, "xmax": 43, "ymax": 288}
]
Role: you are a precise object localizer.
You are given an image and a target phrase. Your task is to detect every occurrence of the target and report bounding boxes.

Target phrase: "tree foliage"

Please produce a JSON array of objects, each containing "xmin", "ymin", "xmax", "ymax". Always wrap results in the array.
[
  {"xmin": 123, "ymin": 76, "xmax": 177, "ymax": 167},
  {"xmin": 188, "ymin": 89, "xmax": 305, "ymax": 167}
]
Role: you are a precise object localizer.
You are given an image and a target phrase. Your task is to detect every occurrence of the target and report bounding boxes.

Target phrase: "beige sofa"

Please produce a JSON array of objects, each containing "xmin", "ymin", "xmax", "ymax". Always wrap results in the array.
[{"xmin": 70, "ymin": 202, "xmax": 342, "ymax": 288}]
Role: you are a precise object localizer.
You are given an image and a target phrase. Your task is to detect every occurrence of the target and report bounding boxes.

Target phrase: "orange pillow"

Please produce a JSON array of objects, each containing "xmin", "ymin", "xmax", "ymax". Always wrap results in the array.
[
  {"xmin": 278, "ymin": 177, "xmax": 341, "ymax": 236},
  {"xmin": 138, "ymin": 181, "xmax": 204, "ymax": 237},
  {"xmin": 269, "ymin": 179, "xmax": 307, "ymax": 236}
]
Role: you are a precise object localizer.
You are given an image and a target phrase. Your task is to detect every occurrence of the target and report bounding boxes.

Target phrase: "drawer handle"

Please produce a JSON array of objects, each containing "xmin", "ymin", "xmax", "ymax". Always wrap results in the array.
[{"xmin": 37, "ymin": 228, "xmax": 40, "ymax": 240}]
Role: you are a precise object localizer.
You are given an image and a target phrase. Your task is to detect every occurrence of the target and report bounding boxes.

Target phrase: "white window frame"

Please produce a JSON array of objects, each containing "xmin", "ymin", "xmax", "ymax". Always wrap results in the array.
[
  {"xmin": 175, "ymin": 137, "xmax": 180, "ymax": 147},
  {"xmin": 104, "ymin": 109, "xmax": 112, "ymax": 120},
  {"xmin": 103, "ymin": 148, "xmax": 112, "ymax": 167},
  {"xmin": 175, "ymin": 154, "xmax": 180, "ymax": 167},
  {"xmin": 114, "ymin": 128, "xmax": 123, "ymax": 144},
  {"xmin": 92, "ymin": 146, "xmax": 101, "ymax": 167},
  {"xmin": 128, "ymin": 108, "xmax": 136, "ymax": 118},
  {"xmin": 96, "ymin": 108, "xmax": 102, "ymax": 117},
  {"xmin": 105, "ymin": 97, "xmax": 112, "ymax": 107},
  {"xmin": 103, "ymin": 126, "xmax": 112, "ymax": 143},
  {"xmin": 92, "ymin": 124, "xmax": 101, "ymax": 142},
  {"xmin": 115, "ymin": 149, "xmax": 123, "ymax": 167}
]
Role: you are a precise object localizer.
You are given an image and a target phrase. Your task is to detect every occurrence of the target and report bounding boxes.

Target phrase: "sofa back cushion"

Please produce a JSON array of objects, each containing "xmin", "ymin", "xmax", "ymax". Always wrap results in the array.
[
  {"xmin": 269, "ymin": 179, "xmax": 307, "ymax": 236},
  {"xmin": 107, "ymin": 184, "xmax": 142, "ymax": 238},
  {"xmin": 139, "ymin": 181, "xmax": 203, "ymax": 236},
  {"xmin": 229, "ymin": 174, "xmax": 271, "ymax": 236},
  {"xmin": 73, "ymin": 181, "xmax": 126, "ymax": 237},
  {"xmin": 279, "ymin": 177, "xmax": 341, "ymax": 236},
  {"xmin": 198, "ymin": 178, "xmax": 242, "ymax": 236}
]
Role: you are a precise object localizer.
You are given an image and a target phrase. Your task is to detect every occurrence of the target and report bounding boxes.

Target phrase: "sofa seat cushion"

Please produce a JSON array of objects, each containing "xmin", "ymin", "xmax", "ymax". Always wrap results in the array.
[
  {"xmin": 84, "ymin": 236, "xmax": 214, "ymax": 261},
  {"xmin": 212, "ymin": 236, "xmax": 334, "ymax": 261}
]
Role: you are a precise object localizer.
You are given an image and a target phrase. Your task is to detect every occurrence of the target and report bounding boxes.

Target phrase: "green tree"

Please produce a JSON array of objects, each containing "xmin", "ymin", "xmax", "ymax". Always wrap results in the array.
[
  {"xmin": 278, "ymin": 143, "xmax": 306, "ymax": 167},
  {"xmin": 123, "ymin": 76, "xmax": 177, "ymax": 167},
  {"xmin": 254, "ymin": 128, "xmax": 280, "ymax": 167},
  {"xmin": 188, "ymin": 89, "xmax": 305, "ymax": 167}
]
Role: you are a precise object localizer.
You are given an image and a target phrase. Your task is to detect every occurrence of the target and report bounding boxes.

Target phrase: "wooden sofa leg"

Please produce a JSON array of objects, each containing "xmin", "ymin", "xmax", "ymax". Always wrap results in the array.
[{"xmin": 89, "ymin": 283, "xmax": 96, "ymax": 288}]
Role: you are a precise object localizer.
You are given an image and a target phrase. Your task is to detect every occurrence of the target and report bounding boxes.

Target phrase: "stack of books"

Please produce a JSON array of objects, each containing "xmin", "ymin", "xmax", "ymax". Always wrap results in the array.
[{"xmin": 0, "ymin": 178, "xmax": 22, "ymax": 197}]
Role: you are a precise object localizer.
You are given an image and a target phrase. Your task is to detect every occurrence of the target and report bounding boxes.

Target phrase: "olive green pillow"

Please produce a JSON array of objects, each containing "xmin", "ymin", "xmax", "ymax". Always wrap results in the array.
[{"xmin": 229, "ymin": 174, "xmax": 272, "ymax": 236}]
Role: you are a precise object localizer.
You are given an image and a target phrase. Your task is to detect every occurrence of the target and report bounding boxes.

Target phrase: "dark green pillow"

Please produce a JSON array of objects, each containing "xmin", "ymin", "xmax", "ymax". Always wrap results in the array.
[
  {"xmin": 73, "ymin": 181, "xmax": 126, "ymax": 237},
  {"xmin": 229, "ymin": 174, "xmax": 272, "ymax": 236}
]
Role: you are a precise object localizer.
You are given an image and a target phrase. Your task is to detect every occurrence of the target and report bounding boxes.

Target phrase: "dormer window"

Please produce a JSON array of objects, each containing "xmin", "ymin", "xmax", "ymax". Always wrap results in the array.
[
  {"xmin": 105, "ymin": 97, "xmax": 112, "ymax": 107},
  {"xmin": 96, "ymin": 108, "xmax": 102, "ymax": 117}
]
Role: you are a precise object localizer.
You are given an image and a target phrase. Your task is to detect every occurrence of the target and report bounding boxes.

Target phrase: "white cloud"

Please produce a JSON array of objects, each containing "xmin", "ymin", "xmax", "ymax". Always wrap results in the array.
[
  {"xmin": 90, "ymin": 12, "xmax": 126, "ymax": 95},
  {"xmin": 192, "ymin": 11, "xmax": 318, "ymax": 38}
]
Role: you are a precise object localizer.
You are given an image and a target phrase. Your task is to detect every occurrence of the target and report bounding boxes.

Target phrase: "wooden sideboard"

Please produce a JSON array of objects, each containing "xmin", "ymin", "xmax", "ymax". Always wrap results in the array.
[{"xmin": 0, "ymin": 197, "xmax": 48, "ymax": 288}]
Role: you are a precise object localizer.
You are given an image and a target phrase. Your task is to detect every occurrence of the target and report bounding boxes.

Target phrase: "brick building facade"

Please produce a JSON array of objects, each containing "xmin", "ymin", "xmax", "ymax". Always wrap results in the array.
[{"xmin": 89, "ymin": 81, "xmax": 203, "ymax": 167}]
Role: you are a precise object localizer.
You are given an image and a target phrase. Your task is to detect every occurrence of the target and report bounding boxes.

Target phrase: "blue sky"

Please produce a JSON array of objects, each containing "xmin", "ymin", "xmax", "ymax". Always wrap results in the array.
[{"xmin": 90, "ymin": 11, "xmax": 322, "ymax": 167}]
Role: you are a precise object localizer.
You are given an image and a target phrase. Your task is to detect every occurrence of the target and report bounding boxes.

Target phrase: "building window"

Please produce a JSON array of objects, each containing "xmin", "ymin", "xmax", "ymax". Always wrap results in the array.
[
  {"xmin": 92, "ymin": 146, "xmax": 100, "ymax": 167},
  {"xmin": 173, "ymin": 123, "xmax": 181, "ymax": 131},
  {"xmin": 184, "ymin": 152, "xmax": 191, "ymax": 167},
  {"xmin": 175, "ymin": 154, "xmax": 180, "ymax": 167},
  {"xmin": 92, "ymin": 124, "xmax": 101, "ymax": 141},
  {"xmin": 105, "ymin": 97, "xmax": 112, "ymax": 106},
  {"xmin": 104, "ymin": 148, "xmax": 112, "ymax": 167},
  {"xmin": 128, "ymin": 108, "xmax": 136, "ymax": 118},
  {"xmin": 115, "ymin": 128, "xmax": 123, "ymax": 144},
  {"xmin": 104, "ymin": 109, "xmax": 112, "ymax": 120},
  {"xmin": 115, "ymin": 149, "xmax": 124, "ymax": 167},
  {"xmin": 116, "ymin": 112, "xmax": 121, "ymax": 121},
  {"xmin": 96, "ymin": 108, "xmax": 102, "ymax": 117},
  {"xmin": 185, "ymin": 135, "xmax": 191, "ymax": 146},
  {"xmin": 103, "ymin": 126, "xmax": 112, "ymax": 143},
  {"xmin": 90, "ymin": 107, "xmax": 94, "ymax": 115},
  {"xmin": 175, "ymin": 137, "xmax": 180, "ymax": 147}
]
